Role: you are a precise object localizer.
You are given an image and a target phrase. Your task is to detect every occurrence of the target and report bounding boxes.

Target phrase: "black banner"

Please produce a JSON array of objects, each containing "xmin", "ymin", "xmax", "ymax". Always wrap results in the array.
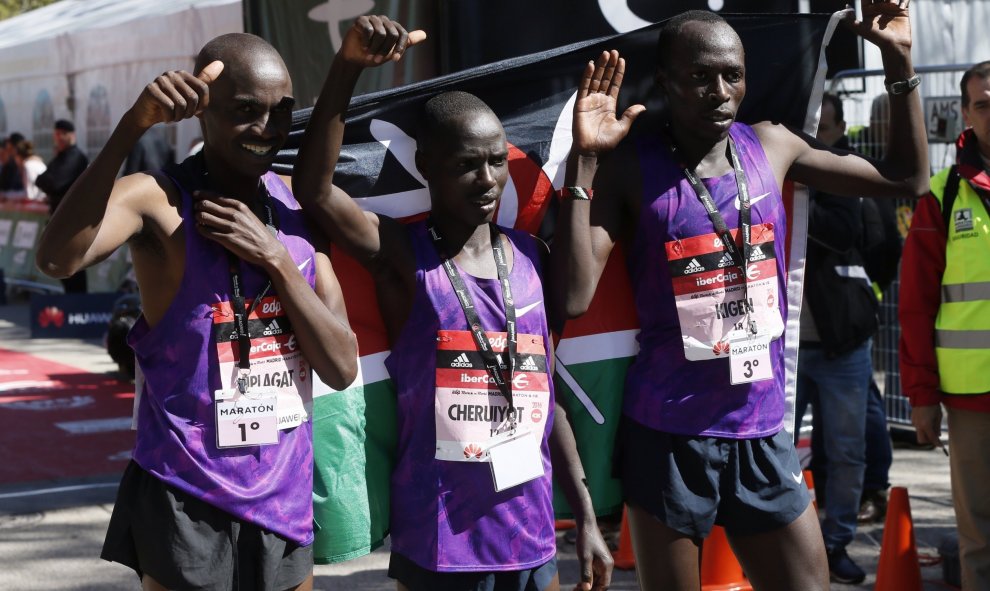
[{"xmin": 276, "ymin": 13, "xmax": 832, "ymax": 238}]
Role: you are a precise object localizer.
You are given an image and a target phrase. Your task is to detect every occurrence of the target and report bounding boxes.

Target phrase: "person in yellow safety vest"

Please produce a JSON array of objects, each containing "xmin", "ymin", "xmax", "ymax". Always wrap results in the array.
[{"xmin": 899, "ymin": 60, "xmax": 990, "ymax": 591}]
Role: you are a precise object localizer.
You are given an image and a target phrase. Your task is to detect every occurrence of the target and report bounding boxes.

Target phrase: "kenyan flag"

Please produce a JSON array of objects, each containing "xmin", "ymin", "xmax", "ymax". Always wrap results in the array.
[{"xmin": 286, "ymin": 12, "xmax": 834, "ymax": 563}]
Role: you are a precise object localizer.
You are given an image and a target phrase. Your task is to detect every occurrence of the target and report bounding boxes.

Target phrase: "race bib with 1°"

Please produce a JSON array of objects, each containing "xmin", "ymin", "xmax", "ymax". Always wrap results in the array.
[
  {"xmin": 214, "ymin": 388, "xmax": 279, "ymax": 448},
  {"xmin": 666, "ymin": 223, "xmax": 784, "ymax": 361},
  {"xmin": 213, "ymin": 294, "xmax": 313, "ymax": 437},
  {"xmin": 433, "ymin": 329, "xmax": 551, "ymax": 465}
]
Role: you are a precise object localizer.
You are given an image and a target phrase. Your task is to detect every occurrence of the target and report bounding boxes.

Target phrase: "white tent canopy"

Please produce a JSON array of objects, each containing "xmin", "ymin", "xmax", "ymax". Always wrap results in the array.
[{"xmin": 0, "ymin": 0, "xmax": 241, "ymax": 162}]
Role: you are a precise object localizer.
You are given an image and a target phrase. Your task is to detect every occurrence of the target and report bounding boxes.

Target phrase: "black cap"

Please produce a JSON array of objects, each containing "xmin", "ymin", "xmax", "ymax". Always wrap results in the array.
[{"xmin": 54, "ymin": 119, "xmax": 75, "ymax": 133}]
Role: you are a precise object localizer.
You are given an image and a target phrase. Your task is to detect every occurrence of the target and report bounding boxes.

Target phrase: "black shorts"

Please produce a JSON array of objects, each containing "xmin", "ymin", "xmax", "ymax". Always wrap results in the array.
[
  {"xmin": 616, "ymin": 417, "xmax": 811, "ymax": 539},
  {"xmin": 101, "ymin": 461, "xmax": 313, "ymax": 591},
  {"xmin": 388, "ymin": 552, "xmax": 558, "ymax": 591}
]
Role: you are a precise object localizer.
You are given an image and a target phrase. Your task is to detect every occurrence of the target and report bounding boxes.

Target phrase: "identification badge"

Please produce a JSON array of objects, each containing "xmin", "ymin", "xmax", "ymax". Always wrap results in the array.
[
  {"xmin": 729, "ymin": 334, "xmax": 773, "ymax": 384},
  {"xmin": 488, "ymin": 428, "xmax": 544, "ymax": 492},
  {"xmin": 215, "ymin": 388, "xmax": 279, "ymax": 448}
]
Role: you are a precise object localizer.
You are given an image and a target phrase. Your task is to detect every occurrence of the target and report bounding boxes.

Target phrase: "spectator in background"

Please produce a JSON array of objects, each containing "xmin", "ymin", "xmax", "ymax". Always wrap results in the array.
[
  {"xmin": 900, "ymin": 60, "xmax": 990, "ymax": 590},
  {"xmin": 0, "ymin": 132, "xmax": 26, "ymax": 194},
  {"xmin": 36, "ymin": 119, "xmax": 90, "ymax": 293},
  {"xmin": 13, "ymin": 139, "xmax": 47, "ymax": 202},
  {"xmin": 794, "ymin": 93, "xmax": 878, "ymax": 584},
  {"xmin": 123, "ymin": 123, "xmax": 174, "ymax": 175}
]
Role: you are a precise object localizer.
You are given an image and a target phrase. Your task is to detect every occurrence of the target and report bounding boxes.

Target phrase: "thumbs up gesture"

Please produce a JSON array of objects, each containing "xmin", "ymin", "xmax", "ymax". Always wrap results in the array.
[
  {"xmin": 129, "ymin": 60, "xmax": 225, "ymax": 129},
  {"xmin": 338, "ymin": 15, "xmax": 427, "ymax": 68}
]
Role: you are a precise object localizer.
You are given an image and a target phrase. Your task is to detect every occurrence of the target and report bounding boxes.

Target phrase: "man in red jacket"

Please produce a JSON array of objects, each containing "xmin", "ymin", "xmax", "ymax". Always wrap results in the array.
[{"xmin": 899, "ymin": 61, "xmax": 990, "ymax": 590}]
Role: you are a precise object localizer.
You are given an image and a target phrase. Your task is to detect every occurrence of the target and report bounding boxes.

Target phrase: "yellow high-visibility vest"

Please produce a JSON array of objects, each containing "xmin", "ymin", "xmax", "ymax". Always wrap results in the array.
[{"xmin": 931, "ymin": 167, "xmax": 990, "ymax": 394}]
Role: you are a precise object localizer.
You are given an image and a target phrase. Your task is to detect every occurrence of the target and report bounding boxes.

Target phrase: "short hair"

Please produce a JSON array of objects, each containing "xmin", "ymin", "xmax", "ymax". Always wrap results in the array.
[
  {"xmin": 7, "ymin": 131, "xmax": 24, "ymax": 146},
  {"xmin": 417, "ymin": 91, "xmax": 498, "ymax": 151},
  {"xmin": 194, "ymin": 32, "xmax": 285, "ymax": 78},
  {"xmin": 961, "ymin": 61, "xmax": 990, "ymax": 107},
  {"xmin": 656, "ymin": 10, "xmax": 730, "ymax": 70},
  {"xmin": 821, "ymin": 93, "xmax": 844, "ymax": 125},
  {"xmin": 14, "ymin": 139, "xmax": 34, "ymax": 159},
  {"xmin": 54, "ymin": 119, "xmax": 75, "ymax": 133}
]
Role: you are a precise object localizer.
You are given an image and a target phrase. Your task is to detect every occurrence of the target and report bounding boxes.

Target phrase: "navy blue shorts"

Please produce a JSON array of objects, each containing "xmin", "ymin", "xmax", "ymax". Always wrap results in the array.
[
  {"xmin": 388, "ymin": 552, "xmax": 557, "ymax": 591},
  {"xmin": 616, "ymin": 417, "xmax": 811, "ymax": 538}
]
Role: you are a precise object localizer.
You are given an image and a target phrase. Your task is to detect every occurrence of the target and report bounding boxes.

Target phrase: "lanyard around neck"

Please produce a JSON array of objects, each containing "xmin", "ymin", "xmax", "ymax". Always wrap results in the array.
[
  {"xmin": 227, "ymin": 185, "xmax": 278, "ymax": 394},
  {"xmin": 427, "ymin": 220, "xmax": 518, "ymax": 418},
  {"xmin": 677, "ymin": 137, "xmax": 757, "ymax": 335}
]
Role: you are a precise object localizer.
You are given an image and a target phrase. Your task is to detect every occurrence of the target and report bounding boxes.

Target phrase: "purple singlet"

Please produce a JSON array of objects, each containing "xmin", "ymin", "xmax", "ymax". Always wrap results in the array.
[
  {"xmin": 623, "ymin": 123, "xmax": 788, "ymax": 438},
  {"xmin": 385, "ymin": 221, "xmax": 557, "ymax": 572},
  {"xmin": 129, "ymin": 167, "xmax": 317, "ymax": 545}
]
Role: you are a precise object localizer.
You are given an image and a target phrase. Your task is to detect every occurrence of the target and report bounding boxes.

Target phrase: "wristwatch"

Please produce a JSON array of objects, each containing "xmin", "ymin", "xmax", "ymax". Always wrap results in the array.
[{"xmin": 885, "ymin": 74, "xmax": 921, "ymax": 96}]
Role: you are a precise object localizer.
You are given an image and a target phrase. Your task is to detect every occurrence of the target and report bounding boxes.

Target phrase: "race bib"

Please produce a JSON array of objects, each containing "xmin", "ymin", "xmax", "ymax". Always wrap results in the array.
[
  {"xmin": 213, "ymin": 295, "xmax": 312, "ymax": 432},
  {"xmin": 214, "ymin": 388, "xmax": 279, "ymax": 448},
  {"xmin": 666, "ymin": 223, "xmax": 784, "ymax": 361},
  {"xmin": 434, "ymin": 329, "xmax": 551, "ymax": 462}
]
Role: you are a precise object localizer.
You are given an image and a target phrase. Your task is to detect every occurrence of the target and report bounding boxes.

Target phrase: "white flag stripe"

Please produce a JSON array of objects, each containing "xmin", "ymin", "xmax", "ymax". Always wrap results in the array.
[
  {"xmin": 313, "ymin": 350, "xmax": 391, "ymax": 398},
  {"xmin": 554, "ymin": 356, "xmax": 606, "ymax": 425},
  {"xmin": 370, "ymin": 119, "xmax": 428, "ymax": 186},
  {"xmin": 556, "ymin": 329, "xmax": 640, "ymax": 366}
]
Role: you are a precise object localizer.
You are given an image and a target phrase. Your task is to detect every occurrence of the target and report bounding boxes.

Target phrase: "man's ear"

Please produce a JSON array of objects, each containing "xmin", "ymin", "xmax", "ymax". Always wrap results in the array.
[
  {"xmin": 415, "ymin": 149, "xmax": 430, "ymax": 182},
  {"xmin": 654, "ymin": 67, "xmax": 668, "ymax": 95}
]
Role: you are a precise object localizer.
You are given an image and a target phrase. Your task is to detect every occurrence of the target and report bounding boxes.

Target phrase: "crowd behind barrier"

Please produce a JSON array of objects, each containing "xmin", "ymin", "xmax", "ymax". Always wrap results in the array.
[{"xmin": 0, "ymin": 196, "xmax": 131, "ymax": 295}]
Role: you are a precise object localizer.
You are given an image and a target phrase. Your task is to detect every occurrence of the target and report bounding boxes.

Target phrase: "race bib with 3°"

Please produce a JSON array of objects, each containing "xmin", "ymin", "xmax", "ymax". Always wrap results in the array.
[{"xmin": 666, "ymin": 223, "xmax": 784, "ymax": 362}]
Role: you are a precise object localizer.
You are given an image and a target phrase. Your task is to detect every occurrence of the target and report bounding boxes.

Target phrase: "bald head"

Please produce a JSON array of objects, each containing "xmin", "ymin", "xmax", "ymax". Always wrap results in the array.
[
  {"xmin": 194, "ymin": 33, "xmax": 288, "ymax": 82},
  {"xmin": 417, "ymin": 91, "xmax": 500, "ymax": 153},
  {"xmin": 656, "ymin": 10, "xmax": 740, "ymax": 72}
]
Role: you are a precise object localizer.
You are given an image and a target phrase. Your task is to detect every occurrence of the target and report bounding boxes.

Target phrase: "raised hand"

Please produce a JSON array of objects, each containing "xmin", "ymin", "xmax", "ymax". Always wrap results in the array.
[
  {"xmin": 572, "ymin": 50, "xmax": 645, "ymax": 157},
  {"xmin": 192, "ymin": 190, "xmax": 285, "ymax": 268},
  {"xmin": 338, "ymin": 15, "xmax": 427, "ymax": 68},
  {"xmin": 848, "ymin": 0, "xmax": 912, "ymax": 53},
  {"xmin": 129, "ymin": 61, "xmax": 224, "ymax": 130}
]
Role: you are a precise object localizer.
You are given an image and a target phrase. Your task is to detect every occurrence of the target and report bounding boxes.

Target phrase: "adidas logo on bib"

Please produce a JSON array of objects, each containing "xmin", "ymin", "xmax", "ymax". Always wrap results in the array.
[
  {"xmin": 717, "ymin": 252, "xmax": 734, "ymax": 268},
  {"xmin": 520, "ymin": 356, "xmax": 539, "ymax": 371},
  {"xmin": 749, "ymin": 246, "xmax": 767, "ymax": 261},
  {"xmin": 684, "ymin": 258, "xmax": 705, "ymax": 274},
  {"xmin": 263, "ymin": 319, "xmax": 282, "ymax": 336},
  {"xmin": 450, "ymin": 352, "xmax": 473, "ymax": 368}
]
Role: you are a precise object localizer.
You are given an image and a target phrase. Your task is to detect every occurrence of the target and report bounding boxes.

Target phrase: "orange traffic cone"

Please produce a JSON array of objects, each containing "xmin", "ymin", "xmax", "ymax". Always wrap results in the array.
[
  {"xmin": 612, "ymin": 506, "xmax": 636, "ymax": 570},
  {"xmin": 875, "ymin": 486, "xmax": 923, "ymax": 591},
  {"xmin": 555, "ymin": 519, "xmax": 576, "ymax": 530},
  {"xmin": 701, "ymin": 526, "xmax": 753, "ymax": 591},
  {"xmin": 803, "ymin": 469, "xmax": 817, "ymax": 511}
]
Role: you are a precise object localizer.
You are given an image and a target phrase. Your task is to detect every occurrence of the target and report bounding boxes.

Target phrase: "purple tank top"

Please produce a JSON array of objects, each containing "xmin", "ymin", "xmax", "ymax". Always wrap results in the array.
[
  {"xmin": 129, "ymin": 169, "xmax": 317, "ymax": 545},
  {"xmin": 623, "ymin": 123, "xmax": 788, "ymax": 438},
  {"xmin": 385, "ymin": 221, "xmax": 556, "ymax": 572}
]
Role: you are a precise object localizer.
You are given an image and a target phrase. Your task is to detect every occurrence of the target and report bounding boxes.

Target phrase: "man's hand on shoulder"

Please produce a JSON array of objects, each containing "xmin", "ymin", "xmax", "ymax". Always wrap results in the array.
[
  {"xmin": 192, "ymin": 190, "xmax": 286, "ymax": 269},
  {"xmin": 127, "ymin": 61, "xmax": 224, "ymax": 130}
]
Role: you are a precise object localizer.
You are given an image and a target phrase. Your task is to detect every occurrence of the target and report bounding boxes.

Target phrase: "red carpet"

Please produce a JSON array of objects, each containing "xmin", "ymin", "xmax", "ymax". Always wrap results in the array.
[{"xmin": 0, "ymin": 348, "xmax": 135, "ymax": 485}]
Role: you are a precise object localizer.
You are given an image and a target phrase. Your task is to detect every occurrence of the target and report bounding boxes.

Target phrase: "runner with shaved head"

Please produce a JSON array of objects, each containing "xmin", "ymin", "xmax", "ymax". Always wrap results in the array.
[
  {"xmin": 292, "ymin": 16, "xmax": 612, "ymax": 591},
  {"xmin": 37, "ymin": 32, "xmax": 359, "ymax": 590},
  {"xmin": 554, "ymin": 3, "xmax": 928, "ymax": 589}
]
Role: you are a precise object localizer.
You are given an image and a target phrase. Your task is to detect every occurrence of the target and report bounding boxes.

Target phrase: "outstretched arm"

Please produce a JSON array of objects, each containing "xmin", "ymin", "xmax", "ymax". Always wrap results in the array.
[
  {"xmin": 550, "ymin": 50, "xmax": 644, "ymax": 319},
  {"xmin": 36, "ymin": 62, "xmax": 224, "ymax": 277},
  {"xmin": 292, "ymin": 15, "xmax": 426, "ymax": 274},
  {"xmin": 762, "ymin": 0, "xmax": 928, "ymax": 198}
]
